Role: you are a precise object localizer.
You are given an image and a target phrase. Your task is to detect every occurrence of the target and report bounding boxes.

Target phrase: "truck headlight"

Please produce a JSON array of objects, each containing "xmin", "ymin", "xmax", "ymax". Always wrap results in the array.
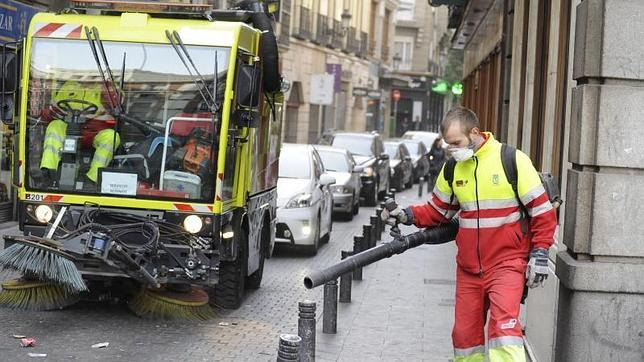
[
  {"xmin": 34, "ymin": 205, "xmax": 54, "ymax": 224},
  {"xmin": 362, "ymin": 166, "xmax": 374, "ymax": 177},
  {"xmin": 285, "ymin": 193, "xmax": 312, "ymax": 208},
  {"xmin": 183, "ymin": 215, "xmax": 203, "ymax": 234}
]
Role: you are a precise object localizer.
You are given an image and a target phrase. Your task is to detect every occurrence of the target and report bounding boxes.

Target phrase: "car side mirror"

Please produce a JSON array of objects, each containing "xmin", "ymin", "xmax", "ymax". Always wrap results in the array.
[
  {"xmin": 236, "ymin": 63, "xmax": 261, "ymax": 108},
  {"xmin": 353, "ymin": 165, "xmax": 364, "ymax": 173},
  {"xmin": 320, "ymin": 174, "xmax": 336, "ymax": 187},
  {"xmin": 379, "ymin": 153, "xmax": 389, "ymax": 160}
]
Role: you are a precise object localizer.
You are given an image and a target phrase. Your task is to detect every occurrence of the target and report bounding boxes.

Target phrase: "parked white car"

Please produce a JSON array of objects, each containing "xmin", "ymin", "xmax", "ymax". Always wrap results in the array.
[
  {"xmin": 402, "ymin": 130, "xmax": 439, "ymax": 149},
  {"xmin": 314, "ymin": 145, "xmax": 363, "ymax": 221},
  {"xmin": 275, "ymin": 144, "xmax": 335, "ymax": 255}
]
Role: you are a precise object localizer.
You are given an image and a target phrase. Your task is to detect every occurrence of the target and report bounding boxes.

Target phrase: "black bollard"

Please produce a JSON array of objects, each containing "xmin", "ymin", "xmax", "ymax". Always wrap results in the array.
[
  {"xmin": 418, "ymin": 176, "xmax": 424, "ymax": 198},
  {"xmin": 427, "ymin": 174, "xmax": 432, "ymax": 193},
  {"xmin": 298, "ymin": 300, "xmax": 316, "ymax": 362},
  {"xmin": 322, "ymin": 280, "xmax": 338, "ymax": 334},
  {"xmin": 352, "ymin": 236, "xmax": 363, "ymax": 280},
  {"xmin": 276, "ymin": 334, "xmax": 301, "ymax": 362},
  {"xmin": 363, "ymin": 224, "xmax": 373, "ymax": 249},
  {"xmin": 339, "ymin": 251, "xmax": 352, "ymax": 303},
  {"xmin": 374, "ymin": 207, "xmax": 383, "ymax": 238},
  {"xmin": 369, "ymin": 216, "xmax": 379, "ymax": 244}
]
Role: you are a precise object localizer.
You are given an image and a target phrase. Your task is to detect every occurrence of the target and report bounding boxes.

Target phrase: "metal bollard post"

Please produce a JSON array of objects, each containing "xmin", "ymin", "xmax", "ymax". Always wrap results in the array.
[
  {"xmin": 369, "ymin": 216, "xmax": 379, "ymax": 244},
  {"xmin": 323, "ymin": 280, "xmax": 338, "ymax": 334},
  {"xmin": 339, "ymin": 251, "xmax": 352, "ymax": 303},
  {"xmin": 418, "ymin": 176, "xmax": 424, "ymax": 198},
  {"xmin": 352, "ymin": 235, "xmax": 363, "ymax": 280},
  {"xmin": 427, "ymin": 174, "xmax": 432, "ymax": 193},
  {"xmin": 298, "ymin": 300, "xmax": 316, "ymax": 362},
  {"xmin": 276, "ymin": 334, "xmax": 302, "ymax": 362},
  {"xmin": 362, "ymin": 224, "xmax": 373, "ymax": 249},
  {"xmin": 374, "ymin": 208, "xmax": 383, "ymax": 240}
]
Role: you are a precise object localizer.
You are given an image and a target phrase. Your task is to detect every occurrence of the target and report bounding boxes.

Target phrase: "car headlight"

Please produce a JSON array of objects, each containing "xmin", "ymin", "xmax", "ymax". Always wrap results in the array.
[
  {"xmin": 332, "ymin": 185, "xmax": 352, "ymax": 194},
  {"xmin": 34, "ymin": 205, "xmax": 53, "ymax": 223},
  {"xmin": 362, "ymin": 166, "xmax": 374, "ymax": 177},
  {"xmin": 183, "ymin": 215, "xmax": 203, "ymax": 234},
  {"xmin": 285, "ymin": 193, "xmax": 312, "ymax": 208}
]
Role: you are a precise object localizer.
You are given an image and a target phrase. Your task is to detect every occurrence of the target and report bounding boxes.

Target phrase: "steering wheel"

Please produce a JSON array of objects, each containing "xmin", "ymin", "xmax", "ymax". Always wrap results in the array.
[{"xmin": 56, "ymin": 99, "xmax": 99, "ymax": 119}]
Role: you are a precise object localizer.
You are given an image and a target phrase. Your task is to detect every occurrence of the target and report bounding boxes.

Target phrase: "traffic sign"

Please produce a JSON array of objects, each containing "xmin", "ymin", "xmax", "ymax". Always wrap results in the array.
[
  {"xmin": 352, "ymin": 87, "xmax": 367, "ymax": 96},
  {"xmin": 310, "ymin": 73, "xmax": 334, "ymax": 105},
  {"xmin": 367, "ymin": 89, "xmax": 382, "ymax": 98},
  {"xmin": 392, "ymin": 89, "xmax": 401, "ymax": 101}
]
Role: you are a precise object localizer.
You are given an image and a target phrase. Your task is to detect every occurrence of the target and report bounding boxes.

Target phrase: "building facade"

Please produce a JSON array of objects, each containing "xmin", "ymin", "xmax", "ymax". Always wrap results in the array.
[
  {"xmin": 444, "ymin": 0, "xmax": 644, "ymax": 360},
  {"xmin": 387, "ymin": 0, "xmax": 449, "ymax": 136},
  {"xmin": 276, "ymin": 0, "xmax": 403, "ymax": 143}
]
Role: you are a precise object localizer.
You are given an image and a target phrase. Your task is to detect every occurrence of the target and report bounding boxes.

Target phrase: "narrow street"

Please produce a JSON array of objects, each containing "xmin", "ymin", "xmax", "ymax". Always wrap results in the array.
[{"xmin": 0, "ymin": 187, "xmax": 457, "ymax": 361}]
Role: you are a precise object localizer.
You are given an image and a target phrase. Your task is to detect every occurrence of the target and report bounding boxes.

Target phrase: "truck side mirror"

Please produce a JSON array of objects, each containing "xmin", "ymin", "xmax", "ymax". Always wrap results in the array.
[
  {"xmin": 0, "ymin": 50, "xmax": 17, "ymax": 124},
  {"xmin": 236, "ymin": 64, "xmax": 261, "ymax": 108}
]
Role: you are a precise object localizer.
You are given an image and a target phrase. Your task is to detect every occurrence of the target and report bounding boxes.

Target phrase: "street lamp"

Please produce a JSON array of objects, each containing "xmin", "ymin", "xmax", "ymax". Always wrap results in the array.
[
  {"xmin": 341, "ymin": 9, "xmax": 352, "ymax": 34},
  {"xmin": 393, "ymin": 53, "xmax": 402, "ymax": 71}
]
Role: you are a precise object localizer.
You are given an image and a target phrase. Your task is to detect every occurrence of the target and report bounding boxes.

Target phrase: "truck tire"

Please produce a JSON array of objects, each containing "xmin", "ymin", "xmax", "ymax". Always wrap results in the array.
[
  {"xmin": 212, "ymin": 227, "xmax": 247, "ymax": 309},
  {"xmin": 246, "ymin": 218, "xmax": 269, "ymax": 290}
]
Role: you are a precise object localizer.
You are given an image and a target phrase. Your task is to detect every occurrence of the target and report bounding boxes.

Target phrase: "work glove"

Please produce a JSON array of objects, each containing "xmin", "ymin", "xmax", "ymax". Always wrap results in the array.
[
  {"xmin": 526, "ymin": 248, "xmax": 549, "ymax": 288},
  {"xmin": 380, "ymin": 200, "xmax": 413, "ymax": 226}
]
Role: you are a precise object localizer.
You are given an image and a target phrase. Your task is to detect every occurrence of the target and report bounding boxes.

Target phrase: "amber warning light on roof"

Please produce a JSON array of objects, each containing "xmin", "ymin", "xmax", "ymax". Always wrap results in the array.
[{"xmin": 69, "ymin": 0, "xmax": 213, "ymax": 15}]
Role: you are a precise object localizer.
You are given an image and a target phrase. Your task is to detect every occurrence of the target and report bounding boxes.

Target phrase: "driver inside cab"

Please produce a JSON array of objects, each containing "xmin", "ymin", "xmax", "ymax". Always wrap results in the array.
[{"xmin": 40, "ymin": 80, "xmax": 120, "ymax": 185}]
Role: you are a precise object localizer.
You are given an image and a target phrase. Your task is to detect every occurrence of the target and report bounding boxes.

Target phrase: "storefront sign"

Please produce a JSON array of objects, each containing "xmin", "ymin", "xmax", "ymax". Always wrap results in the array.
[
  {"xmin": 352, "ymin": 87, "xmax": 367, "ymax": 96},
  {"xmin": 0, "ymin": 0, "xmax": 40, "ymax": 44},
  {"xmin": 367, "ymin": 89, "xmax": 382, "ymax": 98},
  {"xmin": 309, "ymin": 73, "xmax": 334, "ymax": 105}
]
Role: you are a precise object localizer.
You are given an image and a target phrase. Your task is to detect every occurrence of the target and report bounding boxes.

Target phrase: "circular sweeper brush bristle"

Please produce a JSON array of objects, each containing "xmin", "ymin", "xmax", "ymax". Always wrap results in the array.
[
  {"xmin": 0, "ymin": 279, "xmax": 80, "ymax": 311},
  {"xmin": 128, "ymin": 285, "xmax": 214, "ymax": 320},
  {"xmin": 0, "ymin": 237, "xmax": 87, "ymax": 293}
]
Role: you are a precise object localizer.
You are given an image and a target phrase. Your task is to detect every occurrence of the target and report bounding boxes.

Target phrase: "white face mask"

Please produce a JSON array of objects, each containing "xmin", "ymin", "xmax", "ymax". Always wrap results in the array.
[{"xmin": 450, "ymin": 147, "xmax": 474, "ymax": 162}]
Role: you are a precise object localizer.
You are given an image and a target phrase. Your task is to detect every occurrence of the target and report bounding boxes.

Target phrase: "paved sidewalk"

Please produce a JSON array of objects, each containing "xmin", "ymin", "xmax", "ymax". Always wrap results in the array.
[{"xmin": 314, "ymin": 189, "xmax": 457, "ymax": 361}]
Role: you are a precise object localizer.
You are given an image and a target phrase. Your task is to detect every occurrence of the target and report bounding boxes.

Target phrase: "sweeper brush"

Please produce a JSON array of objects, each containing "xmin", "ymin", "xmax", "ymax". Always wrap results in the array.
[
  {"xmin": 0, "ymin": 279, "xmax": 80, "ymax": 310},
  {"xmin": 0, "ymin": 236, "xmax": 87, "ymax": 293},
  {"xmin": 128, "ymin": 286, "xmax": 214, "ymax": 320}
]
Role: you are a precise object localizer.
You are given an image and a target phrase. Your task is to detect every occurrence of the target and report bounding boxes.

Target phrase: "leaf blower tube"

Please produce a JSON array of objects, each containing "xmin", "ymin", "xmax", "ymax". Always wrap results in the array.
[
  {"xmin": 236, "ymin": 0, "xmax": 281, "ymax": 92},
  {"xmin": 303, "ymin": 219, "xmax": 459, "ymax": 289}
]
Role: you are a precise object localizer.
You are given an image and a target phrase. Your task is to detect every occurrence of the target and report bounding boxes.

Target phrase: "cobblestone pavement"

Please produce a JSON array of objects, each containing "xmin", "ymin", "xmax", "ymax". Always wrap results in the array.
[{"xmin": 0, "ymin": 186, "xmax": 456, "ymax": 361}]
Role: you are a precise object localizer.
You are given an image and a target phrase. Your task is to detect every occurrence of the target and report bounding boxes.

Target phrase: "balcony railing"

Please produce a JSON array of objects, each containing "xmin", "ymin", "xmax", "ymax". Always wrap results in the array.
[
  {"xmin": 360, "ymin": 31, "xmax": 368, "ymax": 58},
  {"xmin": 332, "ymin": 20, "xmax": 343, "ymax": 49},
  {"xmin": 314, "ymin": 13, "xmax": 332, "ymax": 45},
  {"xmin": 293, "ymin": 6, "xmax": 312, "ymax": 40},
  {"xmin": 369, "ymin": 38, "xmax": 377, "ymax": 58}
]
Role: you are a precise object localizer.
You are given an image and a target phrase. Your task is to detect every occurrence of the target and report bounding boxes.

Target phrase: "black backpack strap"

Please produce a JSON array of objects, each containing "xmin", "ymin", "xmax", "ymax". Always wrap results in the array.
[
  {"xmin": 441, "ymin": 158, "xmax": 457, "ymax": 217},
  {"xmin": 500, "ymin": 144, "xmax": 529, "ymax": 233}
]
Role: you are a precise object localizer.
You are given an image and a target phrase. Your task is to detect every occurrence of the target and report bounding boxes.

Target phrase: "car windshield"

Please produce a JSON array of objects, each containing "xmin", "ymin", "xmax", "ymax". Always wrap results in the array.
[
  {"xmin": 318, "ymin": 151, "xmax": 349, "ymax": 172},
  {"xmin": 332, "ymin": 135, "xmax": 373, "ymax": 156},
  {"xmin": 25, "ymin": 38, "xmax": 230, "ymax": 202},
  {"xmin": 384, "ymin": 143, "xmax": 400, "ymax": 160},
  {"xmin": 279, "ymin": 149, "xmax": 311, "ymax": 179},
  {"xmin": 403, "ymin": 141, "xmax": 419, "ymax": 155}
]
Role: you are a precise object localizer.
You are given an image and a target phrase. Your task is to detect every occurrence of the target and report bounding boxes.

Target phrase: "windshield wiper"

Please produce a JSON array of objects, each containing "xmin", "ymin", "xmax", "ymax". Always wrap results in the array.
[
  {"xmin": 165, "ymin": 30, "xmax": 220, "ymax": 113},
  {"xmin": 85, "ymin": 27, "xmax": 161, "ymax": 136}
]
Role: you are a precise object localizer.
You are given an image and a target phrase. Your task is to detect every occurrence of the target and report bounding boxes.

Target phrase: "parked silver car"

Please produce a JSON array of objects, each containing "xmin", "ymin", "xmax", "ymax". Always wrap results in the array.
[
  {"xmin": 275, "ymin": 144, "xmax": 335, "ymax": 255},
  {"xmin": 314, "ymin": 145, "xmax": 363, "ymax": 221}
]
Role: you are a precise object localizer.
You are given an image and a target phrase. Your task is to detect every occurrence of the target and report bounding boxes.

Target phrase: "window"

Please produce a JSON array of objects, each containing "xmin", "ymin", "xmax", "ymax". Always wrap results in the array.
[
  {"xmin": 395, "ymin": 0, "xmax": 415, "ymax": 22},
  {"xmin": 394, "ymin": 37, "xmax": 414, "ymax": 71}
]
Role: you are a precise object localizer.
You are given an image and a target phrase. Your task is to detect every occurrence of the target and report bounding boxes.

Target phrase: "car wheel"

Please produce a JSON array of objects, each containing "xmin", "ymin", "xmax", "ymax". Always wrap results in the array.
[
  {"xmin": 305, "ymin": 215, "xmax": 321, "ymax": 256},
  {"xmin": 352, "ymin": 198, "xmax": 359, "ymax": 215}
]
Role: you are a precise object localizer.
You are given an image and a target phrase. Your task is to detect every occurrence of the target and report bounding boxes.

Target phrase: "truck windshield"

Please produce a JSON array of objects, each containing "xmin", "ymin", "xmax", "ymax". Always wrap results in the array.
[{"xmin": 25, "ymin": 38, "xmax": 230, "ymax": 202}]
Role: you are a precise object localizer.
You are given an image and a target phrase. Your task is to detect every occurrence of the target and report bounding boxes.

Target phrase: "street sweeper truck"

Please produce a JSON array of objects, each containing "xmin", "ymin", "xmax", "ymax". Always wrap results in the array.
[{"xmin": 0, "ymin": 0, "xmax": 284, "ymax": 318}]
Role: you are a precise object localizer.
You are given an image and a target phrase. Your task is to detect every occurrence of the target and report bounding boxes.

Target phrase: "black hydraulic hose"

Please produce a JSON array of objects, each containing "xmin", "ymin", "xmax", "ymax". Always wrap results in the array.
[
  {"xmin": 247, "ymin": 10, "xmax": 281, "ymax": 92},
  {"xmin": 303, "ymin": 219, "xmax": 459, "ymax": 289}
]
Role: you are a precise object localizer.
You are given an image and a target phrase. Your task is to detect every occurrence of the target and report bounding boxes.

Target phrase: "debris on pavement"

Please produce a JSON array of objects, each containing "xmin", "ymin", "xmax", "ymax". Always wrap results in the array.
[
  {"xmin": 20, "ymin": 338, "xmax": 36, "ymax": 347},
  {"xmin": 91, "ymin": 342, "xmax": 109, "ymax": 348},
  {"xmin": 218, "ymin": 322, "xmax": 230, "ymax": 326},
  {"xmin": 12, "ymin": 335, "xmax": 26, "ymax": 339},
  {"xmin": 27, "ymin": 353, "xmax": 47, "ymax": 358}
]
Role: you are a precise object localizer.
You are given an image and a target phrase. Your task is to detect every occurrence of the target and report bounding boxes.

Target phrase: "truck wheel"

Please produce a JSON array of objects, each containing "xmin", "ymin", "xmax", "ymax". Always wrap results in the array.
[
  {"xmin": 246, "ymin": 220, "xmax": 269, "ymax": 290},
  {"xmin": 212, "ymin": 228, "xmax": 247, "ymax": 309}
]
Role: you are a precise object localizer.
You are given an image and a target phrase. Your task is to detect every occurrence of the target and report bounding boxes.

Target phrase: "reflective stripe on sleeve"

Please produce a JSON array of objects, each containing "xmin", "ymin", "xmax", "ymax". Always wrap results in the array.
[
  {"xmin": 520, "ymin": 184, "xmax": 546, "ymax": 205},
  {"xmin": 528, "ymin": 201, "xmax": 553, "ymax": 217}
]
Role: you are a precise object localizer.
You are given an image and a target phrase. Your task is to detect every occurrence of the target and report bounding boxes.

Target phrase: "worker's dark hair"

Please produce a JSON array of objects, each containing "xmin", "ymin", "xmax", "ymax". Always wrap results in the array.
[{"xmin": 440, "ymin": 106, "xmax": 480, "ymax": 135}]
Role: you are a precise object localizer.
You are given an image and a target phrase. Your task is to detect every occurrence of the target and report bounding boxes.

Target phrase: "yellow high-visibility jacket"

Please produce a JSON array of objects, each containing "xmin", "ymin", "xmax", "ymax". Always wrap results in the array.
[{"xmin": 409, "ymin": 133, "xmax": 557, "ymax": 274}]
